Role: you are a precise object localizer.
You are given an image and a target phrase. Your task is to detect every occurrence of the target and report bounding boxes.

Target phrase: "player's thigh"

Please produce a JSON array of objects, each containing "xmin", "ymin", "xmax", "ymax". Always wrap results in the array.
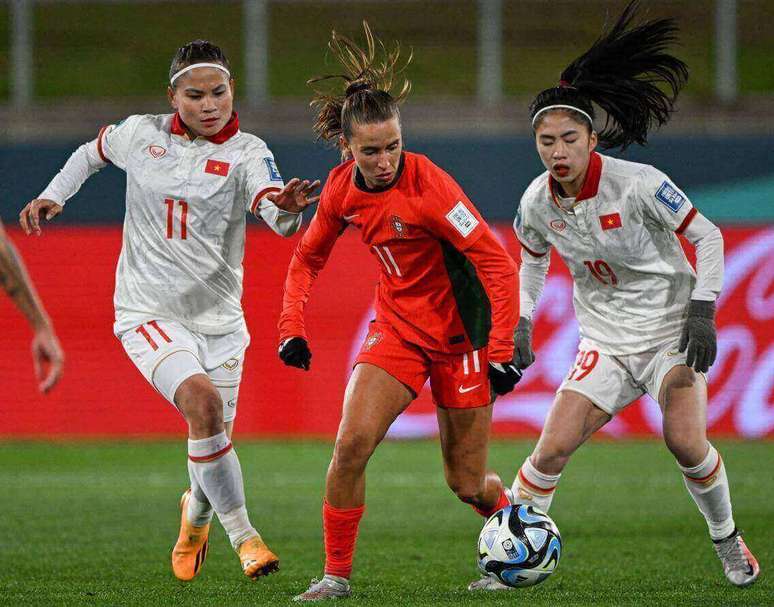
[
  {"xmin": 436, "ymin": 402, "xmax": 493, "ymax": 482},
  {"xmin": 331, "ymin": 363, "xmax": 414, "ymax": 469},
  {"xmin": 657, "ymin": 363, "xmax": 708, "ymax": 463},
  {"xmin": 119, "ymin": 320, "xmax": 205, "ymax": 409},
  {"xmin": 534, "ymin": 390, "xmax": 611, "ymax": 469},
  {"xmin": 206, "ymin": 351, "xmax": 245, "ymax": 425}
]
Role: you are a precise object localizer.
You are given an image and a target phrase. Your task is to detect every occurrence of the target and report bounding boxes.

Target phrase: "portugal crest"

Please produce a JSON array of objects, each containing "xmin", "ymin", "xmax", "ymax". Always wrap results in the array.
[
  {"xmin": 390, "ymin": 215, "xmax": 406, "ymax": 238},
  {"xmin": 363, "ymin": 332, "xmax": 383, "ymax": 352}
]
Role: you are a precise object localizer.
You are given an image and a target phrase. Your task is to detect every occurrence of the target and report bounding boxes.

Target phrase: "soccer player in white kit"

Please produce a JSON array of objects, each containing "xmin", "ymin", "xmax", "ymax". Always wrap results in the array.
[
  {"xmin": 18, "ymin": 40, "xmax": 320, "ymax": 582},
  {"xmin": 468, "ymin": 2, "xmax": 759, "ymax": 591}
]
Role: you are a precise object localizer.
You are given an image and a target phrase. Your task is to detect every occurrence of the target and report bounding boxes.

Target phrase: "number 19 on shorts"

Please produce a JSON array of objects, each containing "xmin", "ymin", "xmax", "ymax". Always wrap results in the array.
[{"xmin": 164, "ymin": 198, "xmax": 188, "ymax": 239}]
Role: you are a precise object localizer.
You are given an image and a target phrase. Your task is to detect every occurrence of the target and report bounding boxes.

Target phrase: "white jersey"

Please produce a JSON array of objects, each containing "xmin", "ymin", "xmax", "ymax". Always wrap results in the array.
[
  {"xmin": 514, "ymin": 152, "xmax": 701, "ymax": 355},
  {"xmin": 39, "ymin": 113, "xmax": 301, "ymax": 336}
]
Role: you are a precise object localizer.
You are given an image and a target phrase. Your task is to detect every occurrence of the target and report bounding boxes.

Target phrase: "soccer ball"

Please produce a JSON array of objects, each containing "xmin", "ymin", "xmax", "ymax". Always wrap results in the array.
[{"xmin": 477, "ymin": 504, "xmax": 562, "ymax": 588}]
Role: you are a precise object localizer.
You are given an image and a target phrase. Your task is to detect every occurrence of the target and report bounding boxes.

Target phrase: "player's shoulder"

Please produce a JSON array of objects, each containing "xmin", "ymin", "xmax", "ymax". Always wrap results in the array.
[
  {"xmin": 600, "ymin": 153, "xmax": 664, "ymax": 184},
  {"xmin": 233, "ymin": 131, "xmax": 273, "ymax": 154},
  {"xmin": 321, "ymin": 159, "xmax": 355, "ymax": 201},
  {"xmin": 520, "ymin": 171, "xmax": 550, "ymax": 209}
]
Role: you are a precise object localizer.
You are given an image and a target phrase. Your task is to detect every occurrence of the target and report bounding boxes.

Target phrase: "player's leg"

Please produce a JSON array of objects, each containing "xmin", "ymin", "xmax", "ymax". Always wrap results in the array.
[
  {"xmin": 120, "ymin": 322, "xmax": 216, "ymax": 580},
  {"xmin": 436, "ymin": 403, "xmax": 510, "ymax": 516},
  {"xmin": 294, "ymin": 362, "xmax": 415, "ymax": 601},
  {"xmin": 512, "ymin": 389, "xmax": 611, "ymax": 511},
  {"xmin": 510, "ymin": 345, "xmax": 638, "ymax": 512},
  {"xmin": 658, "ymin": 364, "xmax": 759, "ymax": 587}
]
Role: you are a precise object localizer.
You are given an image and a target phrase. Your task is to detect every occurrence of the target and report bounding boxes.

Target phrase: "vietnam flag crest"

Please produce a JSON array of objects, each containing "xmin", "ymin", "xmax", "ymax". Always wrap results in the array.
[
  {"xmin": 205, "ymin": 159, "xmax": 230, "ymax": 177},
  {"xmin": 599, "ymin": 212, "xmax": 622, "ymax": 230}
]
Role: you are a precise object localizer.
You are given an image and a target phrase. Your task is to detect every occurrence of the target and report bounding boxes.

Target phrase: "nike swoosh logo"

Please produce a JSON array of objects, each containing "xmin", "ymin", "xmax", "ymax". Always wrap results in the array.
[
  {"xmin": 458, "ymin": 384, "xmax": 481, "ymax": 394},
  {"xmin": 343, "ymin": 214, "xmax": 359, "ymax": 221}
]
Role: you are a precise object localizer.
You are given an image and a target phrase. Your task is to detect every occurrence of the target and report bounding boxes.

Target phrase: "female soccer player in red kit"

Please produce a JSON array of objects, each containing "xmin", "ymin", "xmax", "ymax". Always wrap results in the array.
[{"xmin": 278, "ymin": 23, "xmax": 522, "ymax": 601}]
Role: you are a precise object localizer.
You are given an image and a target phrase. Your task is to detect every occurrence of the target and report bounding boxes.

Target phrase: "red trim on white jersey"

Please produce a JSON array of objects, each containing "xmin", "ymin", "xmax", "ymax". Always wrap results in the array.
[
  {"xmin": 516, "ymin": 235, "xmax": 548, "ymax": 258},
  {"xmin": 250, "ymin": 186, "xmax": 282, "ymax": 215},
  {"xmin": 548, "ymin": 151, "xmax": 603, "ymax": 211},
  {"xmin": 675, "ymin": 207, "xmax": 698, "ymax": 235},
  {"xmin": 171, "ymin": 111, "xmax": 240, "ymax": 144},
  {"xmin": 97, "ymin": 126, "xmax": 110, "ymax": 164}
]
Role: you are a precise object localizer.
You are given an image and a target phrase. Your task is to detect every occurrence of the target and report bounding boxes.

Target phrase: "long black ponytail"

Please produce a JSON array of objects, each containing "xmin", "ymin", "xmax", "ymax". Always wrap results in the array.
[{"xmin": 530, "ymin": 1, "xmax": 688, "ymax": 150}]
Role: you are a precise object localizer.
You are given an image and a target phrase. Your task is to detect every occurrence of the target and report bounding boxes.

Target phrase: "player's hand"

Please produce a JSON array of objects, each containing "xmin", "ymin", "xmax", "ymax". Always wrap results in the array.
[
  {"xmin": 279, "ymin": 336, "xmax": 312, "ymax": 371},
  {"xmin": 266, "ymin": 179, "xmax": 321, "ymax": 214},
  {"xmin": 514, "ymin": 317, "xmax": 535, "ymax": 369},
  {"xmin": 19, "ymin": 199, "xmax": 63, "ymax": 236},
  {"xmin": 488, "ymin": 360, "xmax": 522, "ymax": 396},
  {"xmin": 31, "ymin": 325, "xmax": 64, "ymax": 393},
  {"xmin": 678, "ymin": 299, "xmax": 717, "ymax": 373}
]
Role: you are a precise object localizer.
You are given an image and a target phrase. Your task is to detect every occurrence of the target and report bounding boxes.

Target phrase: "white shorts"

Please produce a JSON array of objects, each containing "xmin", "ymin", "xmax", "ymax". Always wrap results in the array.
[
  {"xmin": 557, "ymin": 337, "xmax": 701, "ymax": 416},
  {"xmin": 119, "ymin": 319, "xmax": 249, "ymax": 422}
]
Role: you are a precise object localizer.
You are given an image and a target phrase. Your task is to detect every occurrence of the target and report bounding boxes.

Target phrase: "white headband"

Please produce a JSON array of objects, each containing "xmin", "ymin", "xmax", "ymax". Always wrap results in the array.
[
  {"xmin": 170, "ymin": 62, "xmax": 231, "ymax": 85},
  {"xmin": 531, "ymin": 104, "xmax": 594, "ymax": 129}
]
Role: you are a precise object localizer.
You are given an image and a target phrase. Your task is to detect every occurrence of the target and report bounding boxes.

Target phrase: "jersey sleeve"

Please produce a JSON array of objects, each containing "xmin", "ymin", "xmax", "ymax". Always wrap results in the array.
[
  {"xmin": 419, "ymin": 166, "xmax": 488, "ymax": 252},
  {"xmin": 513, "ymin": 193, "xmax": 551, "ymax": 258},
  {"xmin": 277, "ymin": 177, "xmax": 345, "ymax": 342},
  {"xmin": 636, "ymin": 165, "xmax": 697, "ymax": 234},
  {"xmin": 243, "ymin": 145, "xmax": 285, "ymax": 214},
  {"xmin": 99, "ymin": 115, "xmax": 143, "ymax": 170}
]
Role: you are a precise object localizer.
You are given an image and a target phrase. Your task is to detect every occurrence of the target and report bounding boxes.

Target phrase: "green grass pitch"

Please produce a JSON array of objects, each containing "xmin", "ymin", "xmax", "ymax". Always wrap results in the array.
[{"xmin": 0, "ymin": 439, "xmax": 771, "ymax": 606}]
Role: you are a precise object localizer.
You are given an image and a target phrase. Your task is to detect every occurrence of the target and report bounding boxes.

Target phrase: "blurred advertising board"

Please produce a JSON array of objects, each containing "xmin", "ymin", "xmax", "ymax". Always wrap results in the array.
[{"xmin": 1, "ymin": 225, "xmax": 772, "ymax": 438}]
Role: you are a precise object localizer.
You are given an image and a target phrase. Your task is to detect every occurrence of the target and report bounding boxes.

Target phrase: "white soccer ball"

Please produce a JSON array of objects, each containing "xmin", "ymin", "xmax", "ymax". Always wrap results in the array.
[{"xmin": 477, "ymin": 504, "xmax": 562, "ymax": 588}]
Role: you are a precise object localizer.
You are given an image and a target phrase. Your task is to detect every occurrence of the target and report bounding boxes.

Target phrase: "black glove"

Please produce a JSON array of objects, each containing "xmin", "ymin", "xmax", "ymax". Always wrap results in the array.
[
  {"xmin": 513, "ymin": 317, "xmax": 535, "ymax": 369},
  {"xmin": 279, "ymin": 337, "xmax": 312, "ymax": 371},
  {"xmin": 678, "ymin": 300, "xmax": 717, "ymax": 373},
  {"xmin": 488, "ymin": 361, "xmax": 523, "ymax": 396}
]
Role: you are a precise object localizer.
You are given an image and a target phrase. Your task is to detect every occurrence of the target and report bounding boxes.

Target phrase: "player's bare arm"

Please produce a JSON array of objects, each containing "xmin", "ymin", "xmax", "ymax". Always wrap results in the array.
[
  {"xmin": 265, "ymin": 178, "xmax": 321, "ymax": 213},
  {"xmin": 19, "ymin": 198, "xmax": 63, "ymax": 236},
  {"xmin": 0, "ymin": 219, "xmax": 64, "ymax": 392}
]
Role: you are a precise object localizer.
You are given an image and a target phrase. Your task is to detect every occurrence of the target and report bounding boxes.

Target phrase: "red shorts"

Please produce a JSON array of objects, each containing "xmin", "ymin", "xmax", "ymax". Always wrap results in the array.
[{"xmin": 355, "ymin": 320, "xmax": 491, "ymax": 409}]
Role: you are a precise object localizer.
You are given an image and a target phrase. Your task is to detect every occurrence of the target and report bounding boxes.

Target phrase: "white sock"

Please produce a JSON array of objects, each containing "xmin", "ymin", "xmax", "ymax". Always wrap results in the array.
[
  {"xmin": 679, "ymin": 443, "xmax": 735, "ymax": 541},
  {"xmin": 185, "ymin": 463, "xmax": 214, "ymax": 527},
  {"xmin": 187, "ymin": 432, "xmax": 258, "ymax": 549},
  {"xmin": 511, "ymin": 456, "xmax": 561, "ymax": 512}
]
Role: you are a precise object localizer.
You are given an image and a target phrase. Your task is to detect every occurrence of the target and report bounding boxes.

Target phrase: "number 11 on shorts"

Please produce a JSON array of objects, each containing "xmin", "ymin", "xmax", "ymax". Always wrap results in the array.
[{"xmin": 164, "ymin": 198, "xmax": 188, "ymax": 239}]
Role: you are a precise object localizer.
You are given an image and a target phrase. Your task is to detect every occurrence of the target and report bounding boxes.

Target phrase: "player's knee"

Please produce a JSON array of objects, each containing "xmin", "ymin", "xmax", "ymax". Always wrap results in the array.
[
  {"xmin": 664, "ymin": 427, "xmax": 706, "ymax": 467},
  {"xmin": 446, "ymin": 473, "xmax": 486, "ymax": 505},
  {"xmin": 331, "ymin": 434, "xmax": 377, "ymax": 472},
  {"xmin": 178, "ymin": 384, "xmax": 224, "ymax": 435}
]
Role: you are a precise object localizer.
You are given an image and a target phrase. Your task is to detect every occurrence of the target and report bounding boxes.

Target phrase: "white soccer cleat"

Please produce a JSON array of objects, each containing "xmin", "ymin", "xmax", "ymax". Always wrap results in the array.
[
  {"xmin": 467, "ymin": 574, "xmax": 512, "ymax": 591},
  {"xmin": 713, "ymin": 531, "xmax": 760, "ymax": 588},
  {"xmin": 293, "ymin": 575, "xmax": 351, "ymax": 602}
]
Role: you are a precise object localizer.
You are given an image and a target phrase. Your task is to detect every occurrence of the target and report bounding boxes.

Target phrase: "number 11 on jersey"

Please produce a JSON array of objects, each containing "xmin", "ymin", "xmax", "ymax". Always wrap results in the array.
[{"xmin": 164, "ymin": 198, "xmax": 188, "ymax": 240}]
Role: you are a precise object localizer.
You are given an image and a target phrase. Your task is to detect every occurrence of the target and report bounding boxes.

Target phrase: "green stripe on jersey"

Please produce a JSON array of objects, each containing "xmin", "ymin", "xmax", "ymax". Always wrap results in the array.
[{"xmin": 440, "ymin": 241, "xmax": 491, "ymax": 350}]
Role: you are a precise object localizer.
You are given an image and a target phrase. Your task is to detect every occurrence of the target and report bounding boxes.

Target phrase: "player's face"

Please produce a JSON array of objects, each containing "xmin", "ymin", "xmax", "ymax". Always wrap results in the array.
[
  {"xmin": 168, "ymin": 67, "xmax": 234, "ymax": 138},
  {"xmin": 345, "ymin": 118, "xmax": 403, "ymax": 189},
  {"xmin": 535, "ymin": 112, "xmax": 598, "ymax": 196}
]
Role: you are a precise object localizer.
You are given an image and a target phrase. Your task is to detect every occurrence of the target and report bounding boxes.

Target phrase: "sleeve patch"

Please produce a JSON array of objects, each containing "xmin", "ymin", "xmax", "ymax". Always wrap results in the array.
[
  {"xmin": 445, "ymin": 201, "xmax": 479, "ymax": 237},
  {"xmin": 655, "ymin": 181, "xmax": 685, "ymax": 212},
  {"xmin": 264, "ymin": 157, "xmax": 283, "ymax": 182}
]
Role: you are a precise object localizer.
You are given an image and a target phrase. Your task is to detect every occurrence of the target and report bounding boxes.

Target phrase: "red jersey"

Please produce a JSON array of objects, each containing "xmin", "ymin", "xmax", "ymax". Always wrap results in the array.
[{"xmin": 279, "ymin": 152, "xmax": 518, "ymax": 361}]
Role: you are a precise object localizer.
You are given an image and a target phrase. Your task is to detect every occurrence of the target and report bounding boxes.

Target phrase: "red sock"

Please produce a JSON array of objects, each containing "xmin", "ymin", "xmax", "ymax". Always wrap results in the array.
[
  {"xmin": 323, "ymin": 500, "xmax": 365, "ymax": 579},
  {"xmin": 472, "ymin": 487, "xmax": 510, "ymax": 519}
]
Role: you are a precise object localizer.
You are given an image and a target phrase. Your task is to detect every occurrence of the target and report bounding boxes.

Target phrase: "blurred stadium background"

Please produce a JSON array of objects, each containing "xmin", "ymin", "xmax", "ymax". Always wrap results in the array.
[
  {"xmin": 1, "ymin": 0, "xmax": 772, "ymax": 439},
  {"xmin": 1, "ymin": 2, "xmax": 773, "ymax": 605}
]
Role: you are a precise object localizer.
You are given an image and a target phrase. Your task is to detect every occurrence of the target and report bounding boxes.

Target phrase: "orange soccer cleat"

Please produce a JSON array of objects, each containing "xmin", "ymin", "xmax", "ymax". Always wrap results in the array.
[
  {"xmin": 238, "ymin": 535, "xmax": 280, "ymax": 579},
  {"xmin": 171, "ymin": 489, "xmax": 211, "ymax": 581}
]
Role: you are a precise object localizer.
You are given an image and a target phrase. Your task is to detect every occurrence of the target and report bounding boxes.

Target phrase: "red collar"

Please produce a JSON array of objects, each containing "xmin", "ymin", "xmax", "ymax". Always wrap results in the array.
[
  {"xmin": 170, "ymin": 111, "xmax": 239, "ymax": 144},
  {"xmin": 548, "ymin": 151, "xmax": 603, "ymax": 207}
]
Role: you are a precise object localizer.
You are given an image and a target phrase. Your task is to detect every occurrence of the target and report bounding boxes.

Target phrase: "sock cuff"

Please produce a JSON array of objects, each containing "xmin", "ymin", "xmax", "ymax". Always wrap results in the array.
[
  {"xmin": 188, "ymin": 431, "xmax": 232, "ymax": 462},
  {"xmin": 519, "ymin": 457, "xmax": 560, "ymax": 493},
  {"xmin": 323, "ymin": 500, "xmax": 366, "ymax": 521},
  {"xmin": 680, "ymin": 444, "xmax": 722, "ymax": 483}
]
